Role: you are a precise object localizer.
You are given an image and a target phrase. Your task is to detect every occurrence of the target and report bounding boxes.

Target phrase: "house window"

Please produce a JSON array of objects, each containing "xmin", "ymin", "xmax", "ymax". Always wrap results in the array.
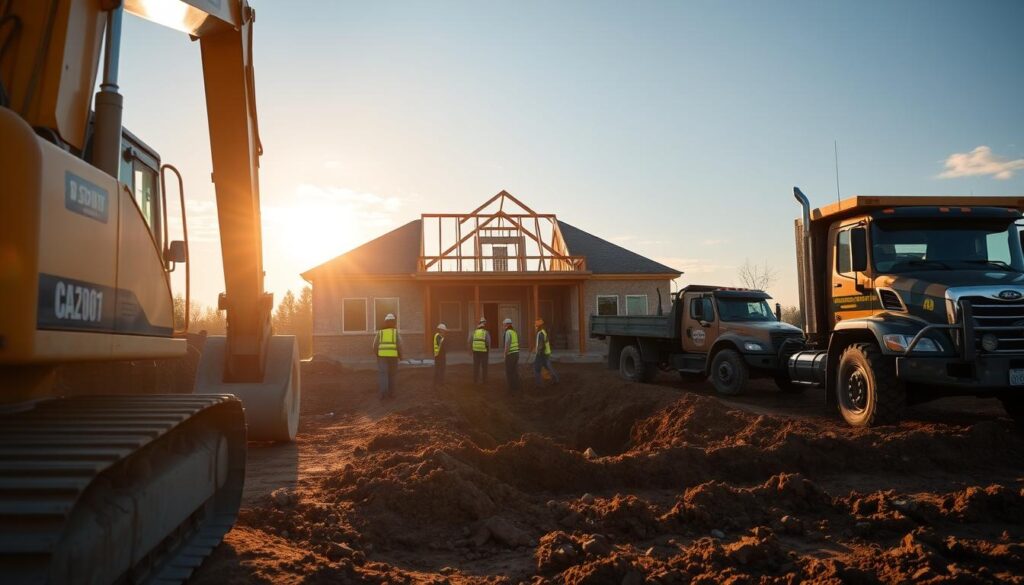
[
  {"xmin": 625, "ymin": 294, "xmax": 648, "ymax": 316},
  {"xmin": 374, "ymin": 298, "xmax": 400, "ymax": 330},
  {"xmin": 493, "ymin": 246, "xmax": 508, "ymax": 272},
  {"xmin": 596, "ymin": 295, "xmax": 618, "ymax": 316},
  {"xmin": 342, "ymin": 298, "xmax": 367, "ymax": 333},
  {"xmin": 439, "ymin": 301, "xmax": 461, "ymax": 330}
]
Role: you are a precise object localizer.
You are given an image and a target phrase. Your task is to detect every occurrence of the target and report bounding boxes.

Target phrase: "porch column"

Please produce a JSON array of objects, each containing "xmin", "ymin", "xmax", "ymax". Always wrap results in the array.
[
  {"xmin": 532, "ymin": 283, "xmax": 539, "ymax": 350},
  {"xmin": 473, "ymin": 284, "xmax": 480, "ymax": 322},
  {"xmin": 577, "ymin": 282, "xmax": 586, "ymax": 355},
  {"xmin": 424, "ymin": 283, "xmax": 432, "ymax": 355}
]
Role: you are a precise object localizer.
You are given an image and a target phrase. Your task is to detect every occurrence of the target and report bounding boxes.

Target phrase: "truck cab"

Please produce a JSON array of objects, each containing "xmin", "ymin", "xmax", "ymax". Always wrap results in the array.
[{"xmin": 790, "ymin": 190, "xmax": 1024, "ymax": 427}]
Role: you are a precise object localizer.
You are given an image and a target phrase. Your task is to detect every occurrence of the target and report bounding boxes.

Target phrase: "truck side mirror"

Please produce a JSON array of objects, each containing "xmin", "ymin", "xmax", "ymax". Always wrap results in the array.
[
  {"xmin": 165, "ymin": 240, "xmax": 188, "ymax": 264},
  {"xmin": 850, "ymin": 227, "xmax": 868, "ymax": 272}
]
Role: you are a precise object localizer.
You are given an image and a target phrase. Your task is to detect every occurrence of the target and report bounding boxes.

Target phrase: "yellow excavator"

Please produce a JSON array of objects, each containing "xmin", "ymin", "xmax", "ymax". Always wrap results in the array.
[{"xmin": 0, "ymin": 0, "xmax": 299, "ymax": 582}]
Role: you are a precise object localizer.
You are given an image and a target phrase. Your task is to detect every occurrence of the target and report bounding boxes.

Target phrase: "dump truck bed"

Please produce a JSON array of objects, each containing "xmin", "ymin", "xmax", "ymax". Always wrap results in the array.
[
  {"xmin": 809, "ymin": 195, "xmax": 1024, "ymax": 224},
  {"xmin": 590, "ymin": 314, "xmax": 678, "ymax": 340}
]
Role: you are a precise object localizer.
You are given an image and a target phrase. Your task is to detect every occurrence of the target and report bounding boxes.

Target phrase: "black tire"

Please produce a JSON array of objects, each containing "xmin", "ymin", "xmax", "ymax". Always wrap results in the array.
[
  {"xmin": 774, "ymin": 373, "xmax": 805, "ymax": 394},
  {"xmin": 1000, "ymin": 395, "xmax": 1024, "ymax": 429},
  {"xmin": 836, "ymin": 342, "xmax": 906, "ymax": 427},
  {"xmin": 619, "ymin": 345, "xmax": 654, "ymax": 383},
  {"xmin": 709, "ymin": 349, "xmax": 749, "ymax": 395}
]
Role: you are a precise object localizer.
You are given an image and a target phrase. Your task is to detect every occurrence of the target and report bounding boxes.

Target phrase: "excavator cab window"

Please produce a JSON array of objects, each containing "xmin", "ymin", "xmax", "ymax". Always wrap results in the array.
[{"xmin": 118, "ymin": 130, "xmax": 164, "ymax": 252}]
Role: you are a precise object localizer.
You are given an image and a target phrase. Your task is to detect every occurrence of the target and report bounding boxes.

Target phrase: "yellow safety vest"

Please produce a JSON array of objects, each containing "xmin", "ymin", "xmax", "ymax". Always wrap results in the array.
[
  {"xmin": 538, "ymin": 329, "xmax": 552, "ymax": 356},
  {"xmin": 378, "ymin": 328, "xmax": 398, "ymax": 357},
  {"xmin": 433, "ymin": 333, "xmax": 444, "ymax": 357},
  {"xmin": 506, "ymin": 328, "xmax": 519, "ymax": 354},
  {"xmin": 472, "ymin": 328, "xmax": 488, "ymax": 352}
]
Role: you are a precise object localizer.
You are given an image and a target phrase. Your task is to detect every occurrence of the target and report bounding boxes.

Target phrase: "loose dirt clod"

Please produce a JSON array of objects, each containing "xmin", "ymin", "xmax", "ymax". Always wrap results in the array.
[{"xmin": 192, "ymin": 363, "xmax": 1024, "ymax": 584}]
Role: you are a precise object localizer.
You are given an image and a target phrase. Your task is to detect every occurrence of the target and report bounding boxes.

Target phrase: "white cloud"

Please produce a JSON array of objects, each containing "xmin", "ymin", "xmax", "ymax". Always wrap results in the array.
[
  {"xmin": 700, "ymin": 238, "xmax": 729, "ymax": 246},
  {"xmin": 938, "ymin": 146, "xmax": 1024, "ymax": 180}
]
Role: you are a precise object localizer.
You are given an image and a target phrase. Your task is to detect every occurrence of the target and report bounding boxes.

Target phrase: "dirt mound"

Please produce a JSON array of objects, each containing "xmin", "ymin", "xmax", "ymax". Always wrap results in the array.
[{"xmin": 191, "ymin": 363, "xmax": 1024, "ymax": 584}]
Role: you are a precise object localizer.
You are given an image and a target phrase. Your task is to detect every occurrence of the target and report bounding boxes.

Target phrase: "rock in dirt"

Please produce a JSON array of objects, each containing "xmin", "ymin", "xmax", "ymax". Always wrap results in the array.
[
  {"xmin": 583, "ymin": 447, "xmax": 598, "ymax": 459},
  {"xmin": 582, "ymin": 535, "xmax": 611, "ymax": 557},
  {"xmin": 270, "ymin": 488, "xmax": 297, "ymax": 508},
  {"xmin": 476, "ymin": 516, "xmax": 532, "ymax": 548},
  {"xmin": 710, "ymin": 529, "xmax": 725, "ymax": 539}
]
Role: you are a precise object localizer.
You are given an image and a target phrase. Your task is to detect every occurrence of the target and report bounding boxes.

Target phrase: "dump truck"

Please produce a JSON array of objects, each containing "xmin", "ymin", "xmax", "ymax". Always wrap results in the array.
[
  {"xmin": 786, "ymin": 188, "xmax": 1024, "ymax": 427},
  {"xmin": 591, "ymin": 285, "xmax": 805, "ymax": 394}
]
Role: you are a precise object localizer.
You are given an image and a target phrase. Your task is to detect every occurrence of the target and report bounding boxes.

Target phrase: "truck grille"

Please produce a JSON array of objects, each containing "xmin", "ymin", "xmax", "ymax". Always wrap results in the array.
[
  {"xmin": 770, "ymin": 331, "xmax": 804, "ymax": 352},
  {"xmin": 963, "ymin": 296, "xmax": 1024, "ymax": 354}
]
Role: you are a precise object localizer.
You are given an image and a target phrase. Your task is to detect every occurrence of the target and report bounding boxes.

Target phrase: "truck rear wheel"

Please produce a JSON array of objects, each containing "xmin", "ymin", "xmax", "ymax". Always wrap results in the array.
[
  {"xmin": 836, "ymin": 342, "xmax": 905, "ymax": 427},
  {"xmin": 709, "ymin": 349, "xmax": 748, "ymax": 395},
  {"xmin": 619, "ymin": 345, "xmax": 654, "ymax": 383}
]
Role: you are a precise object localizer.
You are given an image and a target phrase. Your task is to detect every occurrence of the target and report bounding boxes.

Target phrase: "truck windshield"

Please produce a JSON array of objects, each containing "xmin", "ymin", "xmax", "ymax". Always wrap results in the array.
[
  {"xmin": 871, "ymin": 219, "xmax": 1024, "ymax": 273},
  {"xmin": 717, "ymin": 298, "xmax": 776, "ymax": 322}
]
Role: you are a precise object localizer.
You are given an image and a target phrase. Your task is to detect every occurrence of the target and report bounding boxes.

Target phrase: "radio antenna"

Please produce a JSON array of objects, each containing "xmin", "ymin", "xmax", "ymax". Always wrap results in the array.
[{"xmin": 834, "ymin": 140, "xmax": 842, "ymax": 203}]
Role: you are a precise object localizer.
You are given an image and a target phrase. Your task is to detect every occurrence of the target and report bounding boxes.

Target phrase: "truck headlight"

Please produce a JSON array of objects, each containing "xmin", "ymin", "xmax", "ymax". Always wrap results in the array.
[
  {"xmin": 743, "ymin": 341, "xmax": 765, "ymax": 352},
  {"xmin": 883, "ymin": 334, "xmax": 941, "ymax": 353}
]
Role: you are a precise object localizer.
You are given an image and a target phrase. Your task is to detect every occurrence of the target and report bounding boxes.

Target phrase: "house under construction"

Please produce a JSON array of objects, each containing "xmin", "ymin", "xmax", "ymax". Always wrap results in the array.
[{"xmin": 300, "ymin": 191, "xmax": 681, "ymax": 359}]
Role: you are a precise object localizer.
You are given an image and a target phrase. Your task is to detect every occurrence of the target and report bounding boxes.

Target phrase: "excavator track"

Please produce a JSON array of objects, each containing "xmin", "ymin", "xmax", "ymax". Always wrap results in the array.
[{"xmin": 0, "ymin": 394, "xmax": 246, "ymax": 584}]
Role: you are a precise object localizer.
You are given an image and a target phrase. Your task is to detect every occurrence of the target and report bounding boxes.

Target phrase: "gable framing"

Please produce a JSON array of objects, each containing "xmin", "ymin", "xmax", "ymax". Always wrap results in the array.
[{"xmin": 419, "ymin": 191, "xmax": 587, "ymax": 273}]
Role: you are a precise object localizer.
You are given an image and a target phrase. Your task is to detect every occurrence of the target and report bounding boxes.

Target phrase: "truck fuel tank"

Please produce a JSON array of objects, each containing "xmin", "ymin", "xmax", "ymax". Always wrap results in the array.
[{"xmin": 788, "ymin": 350, "xmax": 828, "ymax": 387}]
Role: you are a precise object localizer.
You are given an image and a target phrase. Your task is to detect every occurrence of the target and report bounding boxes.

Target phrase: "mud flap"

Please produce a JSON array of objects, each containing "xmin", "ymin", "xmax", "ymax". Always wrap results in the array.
[{"xmin": 195, "ymin": 335, "xmax": 301, "ymax": 442}]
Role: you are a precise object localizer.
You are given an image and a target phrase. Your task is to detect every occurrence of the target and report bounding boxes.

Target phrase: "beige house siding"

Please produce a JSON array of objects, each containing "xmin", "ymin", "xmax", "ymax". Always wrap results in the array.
[
  {"xmin": 569, "ymin": 278, "xmax": 674, "ymax": 352},
  {"xmin": 312, "ymin": 278, "xmax": 426, "ymax": 359}
]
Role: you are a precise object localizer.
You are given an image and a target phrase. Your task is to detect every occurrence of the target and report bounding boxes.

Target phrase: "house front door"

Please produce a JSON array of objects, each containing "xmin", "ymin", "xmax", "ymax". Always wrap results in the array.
[{"xmin": 498, "ymin": 303, "xmax": 520, "ymax": 347}]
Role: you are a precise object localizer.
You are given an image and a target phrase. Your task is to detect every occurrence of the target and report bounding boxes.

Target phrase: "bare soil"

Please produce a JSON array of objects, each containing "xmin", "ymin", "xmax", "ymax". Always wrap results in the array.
[{"xmin": 191, "ymin": 362, "xmax": 1024, "ymax": 584}]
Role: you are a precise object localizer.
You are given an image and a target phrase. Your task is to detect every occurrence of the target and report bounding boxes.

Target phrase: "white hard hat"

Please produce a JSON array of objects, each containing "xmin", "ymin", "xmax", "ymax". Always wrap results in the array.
[
  {"xmin": 385, "ymin": 313, "xmax": 396, "ymax": 321},
  {"xmin": 479, "ymin": 317, "xmax": 487, "ymax": 324},
  {"xmin": 503, "ymin": 318, "xmax": 513, "ymax": 325},
  {"xmin": 437, "ymin": 323, "xmax": 448, "ymax": 331}
]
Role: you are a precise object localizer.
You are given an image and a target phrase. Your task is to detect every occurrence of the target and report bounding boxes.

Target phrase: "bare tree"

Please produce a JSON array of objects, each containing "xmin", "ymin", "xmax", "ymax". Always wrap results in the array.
[
  {"xmin": 780, "ymin": 305, "xmax": 803, "ymax": 328},
  {"xmin": 737, "ymin": 259, "xmax": 778, "ymax": 291}
]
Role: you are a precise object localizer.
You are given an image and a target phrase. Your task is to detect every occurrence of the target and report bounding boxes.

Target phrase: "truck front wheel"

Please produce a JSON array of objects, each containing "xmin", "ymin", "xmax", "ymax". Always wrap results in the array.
[
  {"xmin": 709, "ymin": 349, "xmax": 748, "ymax": 395},
  {"xmin": 836, "ymin": 343, "xmax": 905, "ymax": 427},
  {"xmin": 619, "ymin": 345, "xmax": 654, "ymax": 383}
]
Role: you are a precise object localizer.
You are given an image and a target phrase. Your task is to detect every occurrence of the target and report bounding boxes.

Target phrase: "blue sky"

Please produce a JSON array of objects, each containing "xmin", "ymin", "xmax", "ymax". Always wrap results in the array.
[{"xmin": 119, "ymin": 0, "xmax": 1024, "ymax": 308}]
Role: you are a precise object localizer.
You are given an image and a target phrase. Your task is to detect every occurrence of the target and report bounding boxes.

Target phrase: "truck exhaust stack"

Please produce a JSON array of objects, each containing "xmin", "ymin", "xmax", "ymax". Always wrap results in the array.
[{"xmin": 792, "ymin": 187, "xmax": 817, "ymax": 336}]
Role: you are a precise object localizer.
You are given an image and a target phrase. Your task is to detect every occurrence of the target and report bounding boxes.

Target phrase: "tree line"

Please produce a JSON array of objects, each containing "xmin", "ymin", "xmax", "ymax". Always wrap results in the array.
[{"xmin": 173, "ymin": 286, "xmax": 313, "ymax": 358}]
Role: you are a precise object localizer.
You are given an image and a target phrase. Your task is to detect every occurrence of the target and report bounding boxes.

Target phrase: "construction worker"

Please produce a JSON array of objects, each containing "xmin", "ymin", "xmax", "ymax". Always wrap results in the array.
[
  {"xmin": 372, "ymin": 313, "xmax": 402, "ymax": 400},
  {"xmin": 470, "ymin": 317, "xmax": 491, "ymax": 385},
  {"xmin": 433, "ymin": 323, "xmax": 448, "ymax": 389},
  {"xmin": 502, "ymin": 318, "xmax": 521, "ymax": 393},
  {"xmin": 532, "ymin": 318, "xmax": 560, "ymax": 386}
]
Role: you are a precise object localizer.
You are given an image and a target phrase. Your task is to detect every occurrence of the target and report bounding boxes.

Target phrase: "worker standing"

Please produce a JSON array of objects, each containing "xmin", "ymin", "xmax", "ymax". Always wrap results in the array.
[
  {"xmin": 470, "ymin": 318, "xmax": 491, "ymax": 385},
  {"xmin": 433, "ymin": 323, "xmax": 448, "ymax": 390},
  {"xmin": 502, "ymin": 318, "xmax": 521, "ymax": 393},
  {"xmin": 372, "ymin": 313, "xmax": 402, "ymax": 400},
  {"xmin": 532, "ymin": 318, "xmax": 560, "ymax": 386}
]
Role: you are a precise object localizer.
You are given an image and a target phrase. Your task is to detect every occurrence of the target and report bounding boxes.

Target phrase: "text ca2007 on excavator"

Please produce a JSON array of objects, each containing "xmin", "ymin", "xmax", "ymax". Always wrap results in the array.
[{"xmin": 0, "ymin": 0, "xmax": 299, "ymax": 582}]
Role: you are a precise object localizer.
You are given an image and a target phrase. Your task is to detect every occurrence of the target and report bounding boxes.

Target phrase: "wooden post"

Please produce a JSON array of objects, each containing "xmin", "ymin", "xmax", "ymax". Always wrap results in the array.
[
  {"xmin": 532, "ymin": 283, "xmax": 539, "ymax": 350},
  {"xmin": 424, "ymin": 283, "xmax": 432, "ymax": 354},
  {"xmin": 577, "ymin": 282, "xmax": 586, "ymax": 355},
  {"xmin": 474, "ymin": 284, "xmax": 480, "ymax": 323}
]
